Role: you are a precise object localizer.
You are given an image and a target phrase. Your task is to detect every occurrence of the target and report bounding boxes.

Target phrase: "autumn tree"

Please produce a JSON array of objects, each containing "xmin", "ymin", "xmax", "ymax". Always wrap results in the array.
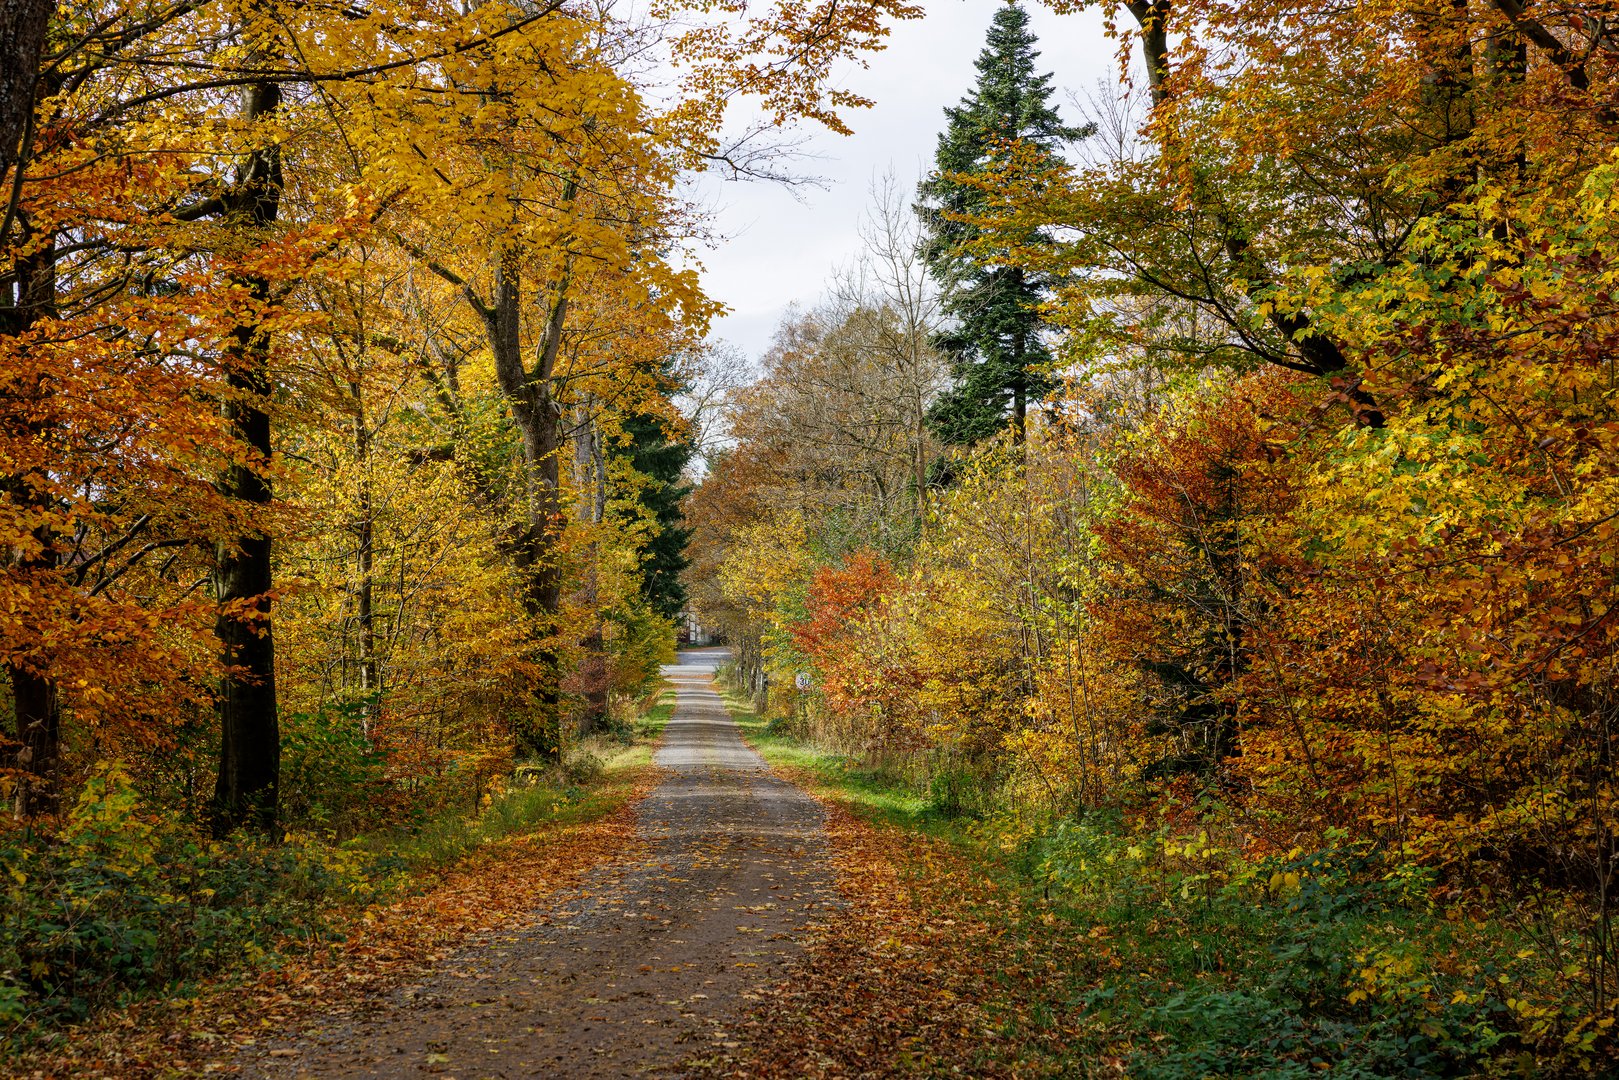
[
  {"xmin": 207, "ymin": 28, "xmax": 290, "ymax": 836},
  {"xmin": 836, "ymin": 173, "xmax": 948, "ymax": 516},
  {"xmin": 0, "ymin": 0, "xmax": 318, "ymax": 819},
  {"xmin": 728, "ymin": 300, "xmax": 940, "ymax": 553}
]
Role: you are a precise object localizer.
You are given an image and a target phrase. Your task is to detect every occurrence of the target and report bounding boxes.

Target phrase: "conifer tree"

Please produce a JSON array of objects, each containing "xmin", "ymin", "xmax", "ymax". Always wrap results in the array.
[
  {"xmin": 618, "ymin": 413, "xmax": 693, "ymax": 621},
  {"xmin": 917, "ymin": 2, "xmax": 1083, "ymax": 445}
]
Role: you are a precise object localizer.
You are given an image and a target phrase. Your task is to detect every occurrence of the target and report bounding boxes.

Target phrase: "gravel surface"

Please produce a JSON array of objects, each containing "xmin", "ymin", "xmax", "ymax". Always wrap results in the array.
[{"xmin": 249, "ymin": 649, "xmax": 833, "ymax": 1078}]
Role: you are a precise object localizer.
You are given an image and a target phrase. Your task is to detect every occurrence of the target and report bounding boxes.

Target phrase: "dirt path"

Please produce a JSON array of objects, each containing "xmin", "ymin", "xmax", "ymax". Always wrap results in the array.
[{"xmin": 249, "ymin": 649, "xmax": 833, "ymax": 1079}]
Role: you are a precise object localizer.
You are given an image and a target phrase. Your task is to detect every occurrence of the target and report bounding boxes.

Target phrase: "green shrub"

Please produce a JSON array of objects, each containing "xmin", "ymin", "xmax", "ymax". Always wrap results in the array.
[
  {"xmin": 927, "ymin": 751, "xmax": 1002, "ymax": 819},
  {"xmin": 279, "ymin": 698, "xmax": 391, "ymax": 834},
  {"xmin": 0, "ymin": 766, "xmax": 384, "ymax": 1035},
  {"xmin": 564, "ymin": 750, "xmax": 605, "ymax": 786},
  {"xmin": 764, "ymin": 710, "xmax": 805, "ymax": 740},
  {"xmin": 607, "ymin": 600, "xmax": 676, "ymax": 702},
  {"xmin": 1032, "ymin": 817, "xmax": 1521, "ymax": 1076}
]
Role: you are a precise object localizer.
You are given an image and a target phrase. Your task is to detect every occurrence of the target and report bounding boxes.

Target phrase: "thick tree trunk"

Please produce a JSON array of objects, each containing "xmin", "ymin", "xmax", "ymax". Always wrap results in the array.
[
  {"xmin": 6, "ymin": 664, "xmax": 56, "ymax": 812},
  {"xmin": 485, "ymin": 252, "xmax": 567, "ymax": 761},
  {"xmin": 519, "ymin": 408, "xmax": 565, "ymax": 759},
  {"xmin": 212, "ymin": 526, "xmax": 278, "ymax": 835},
  {"xmin": 514, "ymin": 408, "xmax": 565, "ymax": 759},
  {"xmin": 211, "ymin": 79, "xmax": 283, "ymax": 837},
  {"xmin": 0, "ymin": 0, "xmax": 54, "ymax": 196},
  {"xmin": 574, "ymin": 412, "xmax": 608, "ymax": 737},
  {"xmin": 4, "ymin": 224, "xmax": 59, "ymax": 816},
  {"xmin": 1, "ymin": 7, "xmax": 60, "ymax": 814}
]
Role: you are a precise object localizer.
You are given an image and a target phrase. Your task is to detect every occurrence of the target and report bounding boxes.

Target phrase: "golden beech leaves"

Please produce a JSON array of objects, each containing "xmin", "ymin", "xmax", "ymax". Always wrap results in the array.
[{"xmin": 0, "ymin": 0, "xmax": 917, "ymax": 815}]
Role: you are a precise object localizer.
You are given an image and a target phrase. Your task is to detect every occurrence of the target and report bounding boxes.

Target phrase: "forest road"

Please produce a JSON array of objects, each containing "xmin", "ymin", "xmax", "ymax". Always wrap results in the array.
[{"xmin": 247, "ymin": 647, "xmax": 834, "ymax": 1079}]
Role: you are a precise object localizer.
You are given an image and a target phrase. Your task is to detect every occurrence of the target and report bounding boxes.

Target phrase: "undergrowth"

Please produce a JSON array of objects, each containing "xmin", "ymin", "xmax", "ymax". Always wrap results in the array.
[
  {"xmin": 0, "ymin": 685, "xmax": 673, "ymax": 1046},
  {"xmin": 717, "ymin": 671, "xmax": 1615, "ymax": 1077}
]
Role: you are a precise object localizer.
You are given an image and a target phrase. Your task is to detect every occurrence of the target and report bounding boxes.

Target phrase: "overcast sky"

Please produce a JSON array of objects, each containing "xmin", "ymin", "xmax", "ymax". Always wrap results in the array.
[{"xmin": 687, "ymin": 1, "xmax": 1117, "ymax": 362}]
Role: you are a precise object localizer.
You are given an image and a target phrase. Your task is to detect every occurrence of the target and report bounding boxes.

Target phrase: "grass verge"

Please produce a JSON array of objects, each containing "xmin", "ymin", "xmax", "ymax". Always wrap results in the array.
[
  {"xmin": 717, "ymin": 681, "xmax": 939, "ymax": 833},
  {"xmin": 713, "ymin": 677, "xmax": 1602, "ymax": 1078}
]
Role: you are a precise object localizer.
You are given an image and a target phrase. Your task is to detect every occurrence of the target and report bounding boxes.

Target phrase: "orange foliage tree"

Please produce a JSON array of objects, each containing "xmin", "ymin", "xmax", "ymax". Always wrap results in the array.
[{"xmin": 2, "ymin": 0, "xmax": 924, "ymax": 828}]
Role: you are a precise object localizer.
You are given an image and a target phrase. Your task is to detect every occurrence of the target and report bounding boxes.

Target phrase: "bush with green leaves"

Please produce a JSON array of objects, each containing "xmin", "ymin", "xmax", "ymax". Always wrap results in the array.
[
  {"xmin": 1031, "ymin": 817, "xmax": 1526, "ymax": 1076},
  {"xmin": 279, "ymin": 697, "xmax": 392, "ymax": 833},
  {"xmin": 927, "ymin": 749, "xmax": 1003, "ymax": 820},
  {"xmin": 0, "ymin": 765, "xmax": 385, "ymax": 1035}
]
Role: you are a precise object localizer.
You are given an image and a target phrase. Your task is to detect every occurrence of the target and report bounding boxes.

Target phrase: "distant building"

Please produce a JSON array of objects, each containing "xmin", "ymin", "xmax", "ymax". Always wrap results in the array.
[{"xmin": 679, "ymin": 612, "xmax": 717, "ymax": 647}]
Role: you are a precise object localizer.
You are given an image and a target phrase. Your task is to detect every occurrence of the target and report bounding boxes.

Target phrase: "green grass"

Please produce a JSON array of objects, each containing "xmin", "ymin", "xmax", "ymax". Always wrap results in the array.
[
  {"xmin": 594, "ymin": 686, "xmax": 676, "ymax": 772},
  {"xmin": 363, "ymin": 777, "xmax": 622, "ymax": 871}
]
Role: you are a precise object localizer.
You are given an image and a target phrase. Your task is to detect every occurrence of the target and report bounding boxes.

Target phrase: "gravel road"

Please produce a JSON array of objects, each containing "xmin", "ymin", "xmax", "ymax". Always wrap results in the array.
[{"xmin": 250, "ymin": 648, "xmax": 832, "ymax": 1078}]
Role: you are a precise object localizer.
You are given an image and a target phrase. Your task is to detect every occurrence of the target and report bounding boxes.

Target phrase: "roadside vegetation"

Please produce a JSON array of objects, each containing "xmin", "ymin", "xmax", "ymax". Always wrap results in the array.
[
  {"xmin": 1, "ymin": 687, "xmax": 672, "ymax": 1061},
  {"xmin": 719, "ymin": 673, "xmax": 1591, "ymax": 1078}
]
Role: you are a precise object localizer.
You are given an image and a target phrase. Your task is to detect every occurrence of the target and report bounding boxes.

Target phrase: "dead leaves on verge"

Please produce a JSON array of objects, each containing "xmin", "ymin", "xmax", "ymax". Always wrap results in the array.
[
  {"xmin": 11, "ymin": 769, "xmax": 659, "ymax": 1080},
  {"xmin": 698, "ymin": 777, "xmax": 1094, "ymax": 1079}
]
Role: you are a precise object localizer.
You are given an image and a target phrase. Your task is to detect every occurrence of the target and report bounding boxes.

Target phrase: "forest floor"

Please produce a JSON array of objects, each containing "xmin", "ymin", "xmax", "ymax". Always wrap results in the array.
[
  {"xmin": 227, "ymin": 650, "xmax": 1091, "ymax": 1078},
  {"xmin": 11, "ymin": 657, "xmax": 1582, "ymax": 1077}
]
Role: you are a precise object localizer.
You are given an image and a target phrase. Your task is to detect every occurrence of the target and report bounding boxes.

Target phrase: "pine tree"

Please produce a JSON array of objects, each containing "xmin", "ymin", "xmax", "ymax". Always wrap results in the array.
[
  {"xmin": 618, "ymin": 413, "xmax": 693, "ymax": 620},
  {"xmin": 918, "ymin": 2, "xmax": 1084, "ymax": 445}
]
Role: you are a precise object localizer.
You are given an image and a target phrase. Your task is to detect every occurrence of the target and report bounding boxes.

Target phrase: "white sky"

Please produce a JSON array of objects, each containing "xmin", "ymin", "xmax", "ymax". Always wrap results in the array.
[{"xmin": 689, "ymin": 1, "xmax": 1118, "ymax": 361}]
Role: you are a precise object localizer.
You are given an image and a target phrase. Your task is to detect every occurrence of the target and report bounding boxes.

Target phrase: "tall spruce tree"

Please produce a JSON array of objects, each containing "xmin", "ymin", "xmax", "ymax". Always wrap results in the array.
[
  {"xmin": 617, "ymin": 412, "xmax": 693, "ymax": 620},
  {"xmin": 918, "ymin": 2, "xmax": 1084, "ymax": 445}
]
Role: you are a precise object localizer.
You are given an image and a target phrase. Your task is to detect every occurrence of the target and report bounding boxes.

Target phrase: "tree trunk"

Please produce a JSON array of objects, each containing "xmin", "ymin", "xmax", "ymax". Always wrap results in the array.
[
  {"xmin": 354, "ymin": 383, "xmax": 378, "ymax": 736},
  {"xmin": 1011, "ymin": 294, "xmax": 1028, "ymax": 446},
  {"xmin": 515, "ymin": 405, "xmax": 565, "ymax": 760},
  {"xmin": 519, "ymin": 403, "xmax": 565, "ymax": 759},
  {"xmin": 1123, "ymin": 1, "xmax": 1171, "ymax": 104},
  {"xmin": 211, "ymin": 78, "xmax": 283, "ymax": 837},
  {"xmin": 0, "ymin": 0, "xmax": 54, "ymax": 199},
  {"xmin": 574, "ymin": 410, "xmax": 609, "ymax": 737},
  {"xmin": 1, "ymin": 0, "xmax": 61, "ymax": 815},
  {"xmin": 6, "ymin": 665, "xmax": 56, "ymax": 815},
  {"xmin": 3, "ymin": 220, "xmax": 59, "ymax": 816},
  {"xmin": 485, "ymin": 251, "xmax": 567, "ymax": 761}
]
